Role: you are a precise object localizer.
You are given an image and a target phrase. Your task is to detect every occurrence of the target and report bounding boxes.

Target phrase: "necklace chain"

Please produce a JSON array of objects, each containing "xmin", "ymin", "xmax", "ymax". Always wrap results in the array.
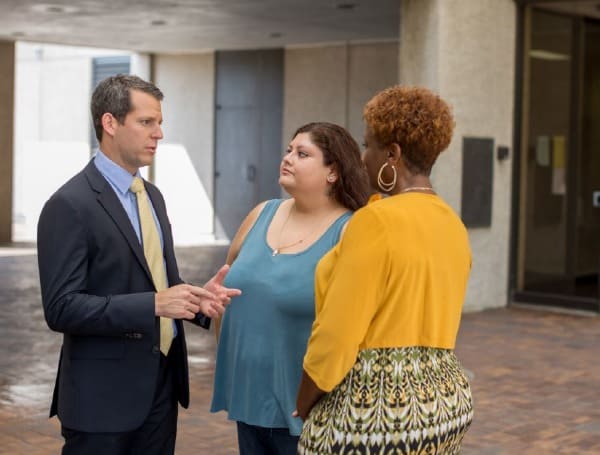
[
  {"xmin": 400, "ymin": 186, "xmax": 434, "ymax": 193},
  {"xmin": 272, "ymin": 202, "xmax": 333, "ymax": 256}
]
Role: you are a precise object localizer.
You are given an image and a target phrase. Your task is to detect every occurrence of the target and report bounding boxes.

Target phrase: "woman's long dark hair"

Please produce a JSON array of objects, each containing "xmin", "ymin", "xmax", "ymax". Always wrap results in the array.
[{"xmin": 293, "ymin": 122, "xmax": 370, "ymax": 211}]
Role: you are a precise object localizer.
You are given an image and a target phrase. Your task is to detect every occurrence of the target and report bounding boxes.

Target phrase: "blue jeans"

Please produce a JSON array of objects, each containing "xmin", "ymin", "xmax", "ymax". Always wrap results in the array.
[{"xmin": 236, "ymin": 421, "xmax": 299, "ymax": 455}]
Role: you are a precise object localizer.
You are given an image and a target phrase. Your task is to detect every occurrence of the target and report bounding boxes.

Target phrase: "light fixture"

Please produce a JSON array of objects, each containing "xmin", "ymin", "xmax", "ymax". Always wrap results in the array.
[
  {"xmin": 529, "ymin": 49, "xmax": 570, "ymax": 61},
  {"xmin": 30, "ymin": 4, "xmax": 80, "ymax": 14}
]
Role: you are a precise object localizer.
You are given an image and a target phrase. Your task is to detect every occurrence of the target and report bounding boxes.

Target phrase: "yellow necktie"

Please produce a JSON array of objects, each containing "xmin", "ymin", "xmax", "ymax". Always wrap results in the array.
[{"xmin": 130, "ymin": 177, "xmax": 173, "ymax": 356}]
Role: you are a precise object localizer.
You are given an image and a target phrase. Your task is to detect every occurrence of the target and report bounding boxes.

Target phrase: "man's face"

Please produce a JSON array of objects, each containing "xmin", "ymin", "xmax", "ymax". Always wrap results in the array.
[{"xmin": 112, "ymin": 90, "xmax": 163, "ymax": 174}]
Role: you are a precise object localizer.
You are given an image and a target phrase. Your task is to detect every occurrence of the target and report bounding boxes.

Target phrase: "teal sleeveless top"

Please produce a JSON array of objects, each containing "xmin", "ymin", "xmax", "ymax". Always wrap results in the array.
[{"xmin": 211, "ymin": 199, "xmax": 351, "ymax": 436}]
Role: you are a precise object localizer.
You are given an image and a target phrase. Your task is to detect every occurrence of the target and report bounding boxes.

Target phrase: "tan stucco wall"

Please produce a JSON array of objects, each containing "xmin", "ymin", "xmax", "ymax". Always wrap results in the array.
[
  {"xmin": 347, "ymin": 42, "xmax": 400, "ymax": 141},
  {"xmin": 400, "ymin": 0, "xmax": 517, "ymax": 311},
  {"xmin": 153, "ymin": 53, "xmax": 217, "ymax": 243},
  {"xmin": 283, "ymin": 41, "xmax": 398, "ymax": 147},
  {"xmin": 154, "ymin": 53, "xmax": 215, "ymax": 200}
]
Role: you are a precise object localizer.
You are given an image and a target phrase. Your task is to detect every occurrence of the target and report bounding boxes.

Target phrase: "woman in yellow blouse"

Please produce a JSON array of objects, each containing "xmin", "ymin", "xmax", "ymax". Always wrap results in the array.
[{"xmin": 296, "ymin": 86, "xmax": 473, "ymax": 454}]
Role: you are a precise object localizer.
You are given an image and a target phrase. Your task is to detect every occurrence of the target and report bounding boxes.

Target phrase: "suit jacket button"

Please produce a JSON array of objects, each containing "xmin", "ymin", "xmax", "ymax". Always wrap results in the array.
[{"xmin": 152, "ymin": 346, "xmax": 160, "ymax": 354}]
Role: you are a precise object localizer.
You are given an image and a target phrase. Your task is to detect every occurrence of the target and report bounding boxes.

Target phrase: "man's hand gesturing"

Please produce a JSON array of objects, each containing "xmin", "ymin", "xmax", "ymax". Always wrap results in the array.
[
  {"xmin": 156, "ymin": 283, "xmax": 219, "ymax": 319},
  {"xmin": 155, "ymin": 265, "xmax": 241, "ymax": 320}
]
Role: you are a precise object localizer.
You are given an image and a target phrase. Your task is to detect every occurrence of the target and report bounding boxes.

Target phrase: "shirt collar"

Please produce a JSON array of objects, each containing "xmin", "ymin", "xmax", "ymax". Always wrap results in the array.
[{"xmin": 94, "ymin": 150, "xmax": 141, "ymax": 195}]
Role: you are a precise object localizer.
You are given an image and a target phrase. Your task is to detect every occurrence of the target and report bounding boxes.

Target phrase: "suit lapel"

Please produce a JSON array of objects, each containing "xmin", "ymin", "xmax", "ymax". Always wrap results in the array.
[{"xmin": 83, "ymin": 161, "xmax": 155, "ymax": 286}]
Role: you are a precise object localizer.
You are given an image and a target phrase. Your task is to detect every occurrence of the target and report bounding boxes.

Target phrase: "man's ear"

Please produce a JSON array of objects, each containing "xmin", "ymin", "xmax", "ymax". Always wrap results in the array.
[
  {"xmin": 387, "ymin": 142, "xmax": 402, "ymax": 165},
  {"xmin": 101, "ymin": 113, "xmax": 117, "ymax": 138}
]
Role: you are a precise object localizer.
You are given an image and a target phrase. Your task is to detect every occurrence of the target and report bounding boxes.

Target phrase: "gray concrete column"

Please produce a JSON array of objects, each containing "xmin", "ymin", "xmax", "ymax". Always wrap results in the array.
[
  {"xmin": 399, "ymin": 0, "xmax": 517, "ymax": 310},
  {"xmin": 0, "ymin": 41, "xmax": 15, "ymax": 244}
]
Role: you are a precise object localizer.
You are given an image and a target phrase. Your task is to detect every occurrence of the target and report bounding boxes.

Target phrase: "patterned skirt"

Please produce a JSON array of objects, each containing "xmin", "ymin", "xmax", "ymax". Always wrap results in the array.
[{"xmin": 298, "ymin": 347, "xmax": 473, "ymax": 454}]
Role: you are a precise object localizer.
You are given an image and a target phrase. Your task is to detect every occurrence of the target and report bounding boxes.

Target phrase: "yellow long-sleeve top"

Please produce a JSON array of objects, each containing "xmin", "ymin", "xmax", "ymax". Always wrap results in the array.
[{"xmin": 303, "ymin": 193, "xmax": 472, "ymax": 392}]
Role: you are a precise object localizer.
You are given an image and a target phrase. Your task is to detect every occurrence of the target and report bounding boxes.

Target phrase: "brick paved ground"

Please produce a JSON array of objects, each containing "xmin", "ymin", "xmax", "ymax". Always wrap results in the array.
[{"xmin": 1, "ymin": 246, "xmax": 599, "ymax": 454}]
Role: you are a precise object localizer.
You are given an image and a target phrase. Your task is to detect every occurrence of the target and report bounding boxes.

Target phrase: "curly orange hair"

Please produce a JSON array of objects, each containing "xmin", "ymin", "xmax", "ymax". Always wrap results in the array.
[{"xmin": 363, "ymin": 85, "xmax": 454, "ymax": 175}]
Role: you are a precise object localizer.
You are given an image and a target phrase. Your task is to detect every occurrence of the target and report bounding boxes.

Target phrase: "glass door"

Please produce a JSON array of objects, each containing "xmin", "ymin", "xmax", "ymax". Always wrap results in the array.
[
  {"xmin": 521, "ymin": 9, "xmax": 573, "ymax": 295},
  {"xmin": 576, "ymin": 19, "xmax": 600, "ymax": 298},
  {"xmin": 517, "ymin": 7, "xmax": 600, "ymax": 310}
]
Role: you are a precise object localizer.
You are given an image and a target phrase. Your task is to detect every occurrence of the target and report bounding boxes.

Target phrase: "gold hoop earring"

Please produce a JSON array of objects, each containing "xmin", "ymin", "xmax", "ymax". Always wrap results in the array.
[{"xmin": 377, "ymin": 163, "xmax": 397, "ymax": 192}]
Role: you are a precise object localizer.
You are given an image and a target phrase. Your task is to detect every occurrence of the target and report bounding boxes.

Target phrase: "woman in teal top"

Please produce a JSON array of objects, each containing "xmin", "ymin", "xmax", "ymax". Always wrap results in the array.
[{"xmin": 211, "ymin": 122, "xmax": 370, "ymax": 454}]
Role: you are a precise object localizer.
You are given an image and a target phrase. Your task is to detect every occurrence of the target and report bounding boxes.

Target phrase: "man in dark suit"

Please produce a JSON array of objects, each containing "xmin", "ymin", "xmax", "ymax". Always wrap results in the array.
[{"xmin": 37, "ymin": 74, "xmax": 240, "ymax": 455}]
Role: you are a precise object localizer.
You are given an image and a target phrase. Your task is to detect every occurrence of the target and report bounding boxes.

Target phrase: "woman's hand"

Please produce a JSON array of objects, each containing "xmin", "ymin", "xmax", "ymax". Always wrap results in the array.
[
  {"xmin": 295, "ymin": 370, "xmax": 326, "ymax": 420},
  {"xmin": 204, "ymin": 264, "xmax": 242, "ymax": 305}
]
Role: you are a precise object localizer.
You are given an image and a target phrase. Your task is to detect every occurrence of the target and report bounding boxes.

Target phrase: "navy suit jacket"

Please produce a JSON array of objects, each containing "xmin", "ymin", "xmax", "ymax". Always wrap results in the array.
[{"xmin": 37, "ymin": 160, "xmax": 209, "ymax": 433}]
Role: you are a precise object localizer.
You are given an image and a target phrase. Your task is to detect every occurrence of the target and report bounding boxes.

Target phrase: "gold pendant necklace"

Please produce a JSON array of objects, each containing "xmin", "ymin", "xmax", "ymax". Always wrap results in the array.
[
  {"xmin": 272, "ymin": 239, "xmax": 304, "ymax": 257},
  {"xmin": 272, "ymin": 202, "xmax": 332, "ymax": 256}
]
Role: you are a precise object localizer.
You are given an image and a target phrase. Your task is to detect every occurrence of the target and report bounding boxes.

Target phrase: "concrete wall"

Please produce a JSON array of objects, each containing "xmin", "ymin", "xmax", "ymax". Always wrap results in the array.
[
  {"xmin": 12, "ymin": 44, "xmax": 217, "ymax": 245},
  {"xmin": 12, "ymin": 43, "xmax": 131, "ymax": 242},
  {"xmin": 399, "ymin": 1, "xmax": 439, "ymax": 90},
  {"xmin": 153, "ymin": 53, "xmax": 216, "ymax": 244},
  {"xmin": 347, "ymin": 42, "xmax": 400, "ymax": 141},
  {"xmin": 0, "ymin": 41, "xmax": 14, "ymax": 243},
  {"xmin": 12, "ymin": 41, "xmax": 397, "ymax": 245},
  {"xmin": 400, "ymin": 0, "xmax": 517, "ymax": 311},
  {"xmin": 283, "ymin": 41, "xmax": 398, "ymax": 147},
  {"xmin": 152, "ymin": 44, "xmax": 398, "ymax": 243}
]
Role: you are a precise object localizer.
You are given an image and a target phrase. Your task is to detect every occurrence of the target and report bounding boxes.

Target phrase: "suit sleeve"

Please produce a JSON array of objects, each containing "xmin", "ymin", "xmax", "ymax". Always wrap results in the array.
[
  {"xmin": 37, "ymin": 193, "xmax": 155, "ymax": 336},
  {"xmin": 303, "ymin": 207, "xmax": 390, "ymax": 391}
]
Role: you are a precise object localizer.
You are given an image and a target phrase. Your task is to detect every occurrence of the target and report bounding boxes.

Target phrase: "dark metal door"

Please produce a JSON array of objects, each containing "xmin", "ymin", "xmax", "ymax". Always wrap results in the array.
[{"xmin": 214, "ymin": 49, "xmax": 283, "ymax": 239}]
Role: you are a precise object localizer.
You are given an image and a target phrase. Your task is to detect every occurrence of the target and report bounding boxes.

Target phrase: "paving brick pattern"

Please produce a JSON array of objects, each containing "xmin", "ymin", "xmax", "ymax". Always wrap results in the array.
[{"xmin": 0, "ymin": 246, "xmax": 599, "ymax": 454}]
